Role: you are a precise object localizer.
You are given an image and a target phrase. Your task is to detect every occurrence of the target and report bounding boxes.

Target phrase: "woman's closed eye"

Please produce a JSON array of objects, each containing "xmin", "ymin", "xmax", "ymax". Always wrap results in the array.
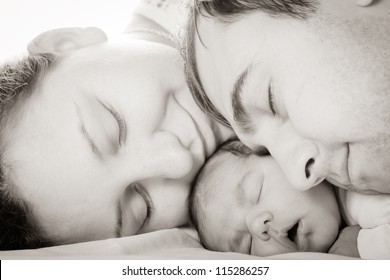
[
  {"xmin": 98, "ymin": 100, "xmax": 127, "ymax": 146},
  {"xmin": 134, "ymin": 183, "xmax": 153, "ymax": 222},
  {"xmin": 119, "ymin": 183, "xmax": 154, "ymax": 237}
]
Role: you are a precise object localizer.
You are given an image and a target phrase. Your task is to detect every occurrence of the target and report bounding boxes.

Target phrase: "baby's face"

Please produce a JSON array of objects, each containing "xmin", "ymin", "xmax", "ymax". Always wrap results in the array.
[{"xmin": 202, "ymin": 153, "xmax": 341, "ymax": 257}]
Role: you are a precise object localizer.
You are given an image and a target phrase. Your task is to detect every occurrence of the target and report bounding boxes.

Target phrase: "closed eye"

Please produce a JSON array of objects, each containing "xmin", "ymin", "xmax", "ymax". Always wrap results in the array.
[
  {"xmin": 134, "ymin": 183, "xmax": 153, "ymax": 221},
  {"xmin": 256, "ymin": 178, "xmax": 264, "ymax": 205},
  {"xmin": 98, "ymin": 100, "xmax": 127, "ymax": 145},
  {"xmin": 268, "ymin": 80, "xmax": 276, "ymax": 115},
  {"xmin": 248, "ymin": 234, "xmax": 253, "ymax": 255}
]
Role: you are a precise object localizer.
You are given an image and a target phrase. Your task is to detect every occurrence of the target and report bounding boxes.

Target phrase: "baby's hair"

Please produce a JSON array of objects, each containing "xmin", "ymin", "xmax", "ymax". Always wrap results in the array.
[
  {"xmin": 0, "ymin": 54, "xmax": 57, "ymax": 250},
  {"xmin": 190, "ymin": 139, "xmax": 267, "ymax": 250},
  {"xmin": 182, "ymin": 0, "xmax": 318, "ymax": 128}
]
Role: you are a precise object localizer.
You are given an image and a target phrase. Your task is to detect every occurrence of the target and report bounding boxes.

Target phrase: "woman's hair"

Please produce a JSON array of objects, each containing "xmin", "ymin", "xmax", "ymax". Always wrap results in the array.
[
  {"xmin": 182, "ymin": 0, "xmax": 318, "ymax": 128},
  {"xmin": 0, "ymin": 54, "xmax": 56, "ymax": 250}
]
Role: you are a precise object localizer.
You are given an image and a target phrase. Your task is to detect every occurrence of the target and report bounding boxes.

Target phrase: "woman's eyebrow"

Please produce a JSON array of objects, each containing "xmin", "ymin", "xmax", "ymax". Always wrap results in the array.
[
  {"xmin": 73, "ymin": 103, "xmax": 103, "ymax": 159},
  {"xmin": 231, "ymin": 66, "xmax": 256, "ymax": 134}
]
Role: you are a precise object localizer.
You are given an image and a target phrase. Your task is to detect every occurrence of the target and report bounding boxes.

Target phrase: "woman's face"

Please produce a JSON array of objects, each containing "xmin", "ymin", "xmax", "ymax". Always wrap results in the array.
[{"xmin": 6, "ymin": 39, "xmax": 217, "ymax": 244}]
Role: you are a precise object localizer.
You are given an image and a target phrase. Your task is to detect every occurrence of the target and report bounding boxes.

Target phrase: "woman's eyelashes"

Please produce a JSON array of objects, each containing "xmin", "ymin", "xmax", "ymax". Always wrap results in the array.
[
  {"xmin": 133, "ymin": 183, "xmax": 153, "ymax": 220},
  {"xmin": 98, "ymin": 100, "xmax": 127, "ymax": 146}
]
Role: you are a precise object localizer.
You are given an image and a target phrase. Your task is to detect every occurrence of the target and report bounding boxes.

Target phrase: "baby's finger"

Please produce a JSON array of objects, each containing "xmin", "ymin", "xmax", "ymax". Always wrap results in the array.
[{"xmin": 356, "ymin": 0, "xmax": 374, "ymax": 6}]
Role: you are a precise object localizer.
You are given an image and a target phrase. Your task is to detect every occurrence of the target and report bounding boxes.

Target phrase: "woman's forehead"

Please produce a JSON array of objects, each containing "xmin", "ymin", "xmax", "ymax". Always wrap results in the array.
[{"xmin": 68, "ymin": 38, "xmax": 175, "ymax": 61}]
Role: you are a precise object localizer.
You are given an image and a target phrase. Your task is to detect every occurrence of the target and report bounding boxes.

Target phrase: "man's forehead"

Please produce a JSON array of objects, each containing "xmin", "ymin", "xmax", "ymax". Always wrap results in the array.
[
  {"xmin": 309, "ymin": 0, "xmax": 390, "ymax": 45},
  {"xmin": 308, "ymin": 11, "xmax": 390, "ymax": 84},
  {"xmin": 310, "ymin": 10, "xmax": 390, "ymax": 42},
  {"xmin": 318, "ymin": 0, "xmax": 390, "ymax": 18},
  {"xmin": 194, "ymin": 16, "xmax": 255, "ymax": 119}
]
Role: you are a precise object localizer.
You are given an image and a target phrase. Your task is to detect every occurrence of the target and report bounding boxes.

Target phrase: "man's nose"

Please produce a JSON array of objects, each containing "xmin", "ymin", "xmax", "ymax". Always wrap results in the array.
[{"xmin": 261, "ymin": 123, "xmax": 325, "ymax": 190}]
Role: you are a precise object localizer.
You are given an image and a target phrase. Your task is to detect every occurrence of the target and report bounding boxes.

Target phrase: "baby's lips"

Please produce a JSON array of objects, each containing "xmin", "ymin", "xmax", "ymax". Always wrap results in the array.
[{"xmin": 296, "ymin": 221, "xmax": 309, "ymax": 252}]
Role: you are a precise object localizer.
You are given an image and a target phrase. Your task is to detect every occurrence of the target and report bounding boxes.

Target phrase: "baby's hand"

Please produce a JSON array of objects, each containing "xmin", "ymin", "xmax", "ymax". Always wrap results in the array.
[
  {"xmin": 356, "ymin": 0, "xmax": 374, "ymax": 6},
  {"xmin": 328, "ymin": 225, "xmax": 361, "ymax": 258}
]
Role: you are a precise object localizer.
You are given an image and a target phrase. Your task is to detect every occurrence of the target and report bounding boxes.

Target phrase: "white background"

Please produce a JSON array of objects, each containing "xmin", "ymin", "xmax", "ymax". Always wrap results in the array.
[
  {"xmin": 2, "ymin": 260, "xmax": 389, "ymax": 280},
  {"xmin": 0, "ymin": 0, "xmax": 140, "ymax": 62}
]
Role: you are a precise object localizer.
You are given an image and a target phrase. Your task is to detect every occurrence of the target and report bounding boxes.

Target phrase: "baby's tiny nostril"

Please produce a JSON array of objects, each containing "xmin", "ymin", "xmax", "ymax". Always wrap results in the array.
[{"xmin": 305, "ymin": 158, "xmax": 315, "ymax": 178}]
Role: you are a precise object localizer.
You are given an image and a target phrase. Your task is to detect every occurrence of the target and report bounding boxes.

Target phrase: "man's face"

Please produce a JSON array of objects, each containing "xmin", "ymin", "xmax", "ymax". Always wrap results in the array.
[{"xmin": 192, "ymin": 1, "xmax": 390, "ymax": 194}]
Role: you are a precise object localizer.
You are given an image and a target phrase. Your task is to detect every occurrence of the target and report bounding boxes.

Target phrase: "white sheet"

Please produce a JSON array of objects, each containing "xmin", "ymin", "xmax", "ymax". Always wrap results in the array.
[{"xmin": 0, "ymin": 228, "xmax": 356, "ymax": 260}]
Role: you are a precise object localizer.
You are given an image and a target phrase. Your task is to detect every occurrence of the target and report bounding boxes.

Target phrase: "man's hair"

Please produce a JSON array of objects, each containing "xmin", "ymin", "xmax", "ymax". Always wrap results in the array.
[
  {"xmin": 0, "ymin": 54, "xmax": 56, "ymax": 250},
  {"xmin": 182, "ymin": 0, "xmax": 318, "ymax": 128},
  {"xmin": 189, "ymin": 139, "xmax": 267, "ymax": 249}
]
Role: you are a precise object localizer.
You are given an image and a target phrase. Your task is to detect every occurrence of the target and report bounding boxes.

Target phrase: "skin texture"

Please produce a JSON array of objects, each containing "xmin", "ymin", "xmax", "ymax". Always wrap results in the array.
[
  {"xmin": 5, "ymin": 29, "xmax": 233, "ymax": 245},
  {"xmin": 356, "ymin": 0, "xmax": 374, "ymax": 6},
  {"xmin": 200, "ymin": 153, "xmax": 341, "ymax": 257},
  {"xmin": 192, "ymin": 0, "xmax": 390, "ymax": 194},
  {"xmin": 328, "ymin": 225, "xmax": 361, "ymax": 258}
]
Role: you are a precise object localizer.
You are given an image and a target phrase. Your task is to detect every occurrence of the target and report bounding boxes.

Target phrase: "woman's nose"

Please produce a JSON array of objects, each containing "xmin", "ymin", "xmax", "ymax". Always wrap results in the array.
[{"xmin": 119, "ymin": 131, "xmax": 195, "ymax": 182}]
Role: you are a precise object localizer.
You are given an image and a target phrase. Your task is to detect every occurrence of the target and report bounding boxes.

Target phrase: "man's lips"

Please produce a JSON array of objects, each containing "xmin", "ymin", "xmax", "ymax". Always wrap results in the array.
[
  {"xmin": 326, "ymin": 143, "xmax": 352, "ymax": 188},
  {"xmin": 326, "ymin": 144, "xmax": 383, "ymax": 195},
  {"xmin": 327, "ymin": 178, "xmax": 383, "ymax": 195},
  {"xmin": 345, "ymin": 143, "xmax": 352, "ymax": 184}
]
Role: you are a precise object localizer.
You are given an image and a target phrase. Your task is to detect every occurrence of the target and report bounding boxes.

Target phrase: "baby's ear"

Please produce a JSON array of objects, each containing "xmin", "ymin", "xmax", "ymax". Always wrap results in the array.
[{"xmin": 27, "ymin": 27, "xmax": 107, "ymax": 56}]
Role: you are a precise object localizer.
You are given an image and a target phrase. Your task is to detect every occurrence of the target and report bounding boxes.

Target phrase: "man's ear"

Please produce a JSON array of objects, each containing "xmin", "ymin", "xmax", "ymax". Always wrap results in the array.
[{"xmin": 27, "ymin": 27, "xmax": 107, "ymax": 56}]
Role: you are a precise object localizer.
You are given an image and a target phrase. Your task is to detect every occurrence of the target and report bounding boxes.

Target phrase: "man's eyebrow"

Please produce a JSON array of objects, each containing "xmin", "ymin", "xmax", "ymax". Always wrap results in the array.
[
  {"xmin": 116, "ymin": 200, "xmax": 123, "ymax": 238},
  {"xmin": 73, "ymin": 103, "xmax": 103, "ymax": 159},
  {"xmin": 231, "ymin": 67, "xmax": 256, "ymax": 134}
]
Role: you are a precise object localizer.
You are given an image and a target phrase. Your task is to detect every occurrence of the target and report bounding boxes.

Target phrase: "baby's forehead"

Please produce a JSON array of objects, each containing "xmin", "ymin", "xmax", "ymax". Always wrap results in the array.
[
  {"xmin": 210, "ymin": 151, "xmax": 247, "ymax": 178},
  {"xmin": 205, "ymin": 151, "xmax": 252, "ymax": 197}
]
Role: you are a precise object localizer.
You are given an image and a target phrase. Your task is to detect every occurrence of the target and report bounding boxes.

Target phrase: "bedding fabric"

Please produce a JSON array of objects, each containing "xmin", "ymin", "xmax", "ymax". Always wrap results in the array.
[{"xmin": 0, "ymin": 228, "xmax": 356, "ymax": 260}]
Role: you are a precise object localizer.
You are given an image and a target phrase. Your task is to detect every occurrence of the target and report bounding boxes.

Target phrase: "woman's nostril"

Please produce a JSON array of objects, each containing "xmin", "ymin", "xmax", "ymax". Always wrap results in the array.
[{"xmin": 305, "ymin": 158, "xmax": 315, "ymax": 178}]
